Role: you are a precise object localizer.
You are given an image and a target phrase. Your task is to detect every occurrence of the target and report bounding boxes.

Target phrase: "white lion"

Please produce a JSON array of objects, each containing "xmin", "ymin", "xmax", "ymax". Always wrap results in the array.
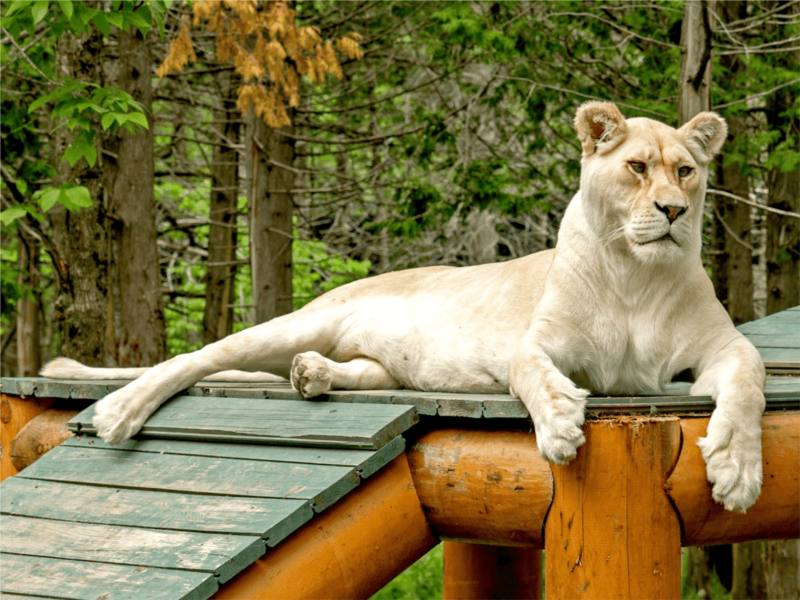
[{"xmin": 44, "ymin": 102, "xmax": 765, "ymax": 513}]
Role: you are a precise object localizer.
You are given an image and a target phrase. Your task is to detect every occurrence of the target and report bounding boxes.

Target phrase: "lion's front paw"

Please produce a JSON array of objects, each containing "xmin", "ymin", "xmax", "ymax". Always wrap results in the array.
[
  {"xmin": 534, "ymin": 380, "xmax": 589, "ymax": 465},
  {"xmin": 697, "ymin": 413, "xmax": 762, "ymax": 513},
  {"xmin": 291, "ymin": 352, "xmax": 333, "ymax": 398},
  {"xmin": 91, "ymin": 391, "xmax": 145, "ymax": 445}
]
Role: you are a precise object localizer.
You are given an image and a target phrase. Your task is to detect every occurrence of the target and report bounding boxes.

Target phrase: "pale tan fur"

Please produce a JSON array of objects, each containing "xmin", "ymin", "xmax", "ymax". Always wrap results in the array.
[{"xmin": 43, "ymin": 103, "xmax": 765, "ymax": 512}]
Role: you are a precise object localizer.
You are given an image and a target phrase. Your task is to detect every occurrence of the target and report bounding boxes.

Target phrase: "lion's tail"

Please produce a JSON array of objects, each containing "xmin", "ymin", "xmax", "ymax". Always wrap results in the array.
[{"xmin": 40, "ymin": 357, "xmax": 286, "ymax": 383}]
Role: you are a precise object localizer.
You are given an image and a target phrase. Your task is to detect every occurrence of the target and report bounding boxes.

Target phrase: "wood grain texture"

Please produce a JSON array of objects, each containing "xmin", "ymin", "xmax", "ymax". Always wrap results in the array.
[
  {"xmin": 0, "ymin": 515, "xmax": 264, "ymax": 583},
  {"xmin": 17, "ymin": 445, "xmax": 359, "ymax": 512},
  {"xmin": 9, "ymin": 408, "xmax": 77, "ymax": 472},
  {"xmin": 545, "ymin": 418, "xmax": 682, "ymax": 600},
  {"xmin": 0, "ymin": 394, "xmax": 53, "ymax": 481},
  {"xmin": 407, "ymin": 429, "xmax": 553, "ymax": 547},
  {"xmin": 0, "ymin": 477, "xmax": 311, "ymax": 546},
  {"xmin": 0, "ymin": 552, "xmax": 218, "ymax": 600},
  {"xmin": 443, "ymin": 542, "xmax": 542, "ymax": 600},
  {"xmin": 667, "ymin": 413, "xmax": 800, "ymax": 546},
  {"xmin": 68, "ymin": 396, "xmax": 417, "ymax": 450},
  {"xmin": 62, "ymin": 434, "xmax": 404, "ymax": 479},
  {"xmin": 212, "ymin": 455, "xmax": 439, "ymax": 600}
]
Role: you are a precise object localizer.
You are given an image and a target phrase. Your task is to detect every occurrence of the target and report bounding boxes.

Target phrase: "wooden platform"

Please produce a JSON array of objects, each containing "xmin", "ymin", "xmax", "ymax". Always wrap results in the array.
[
  {"xmin": 0, "ymin": 400, "xmax": 417, "ymax": 599},
  {"xmin": 0, "ymin": 306, "xmax": 797, "ymax": 599}
]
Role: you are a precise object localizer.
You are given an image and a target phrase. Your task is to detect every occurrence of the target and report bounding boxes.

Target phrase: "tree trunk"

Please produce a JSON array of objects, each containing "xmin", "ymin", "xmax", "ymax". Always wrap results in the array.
[
  {"xmin": 678, "ymin": 0, "xmax": 714, "ymax": 125},
  {"xmin": 105, "ymin": 26, "xmax": 166, "ymax": 367},
  {"xmin": 731, "ymin": 542, "xmax": 767, "ymax": 599},
  {"xmin": 16, "ymin": 229, "xmax": 41, "ymax": 376},
  {"xmin": 49, "ymin": 5, "xmax": 111, "ymax": 366},
  {"xmin": 714, "ymin": 0, "xmax": 753, "ymax": 325},
  {"xmin": 765, "ymin": 540, "xmax": 800, "ymax": 600},
  {"xmin": 765, "ymin": 90, "xmax": 800, "ymax": 314},
  {"xmin": 245, "ymin": 113, "xmax": 295, "ymax": 324},
  {"xmin": 204, "ymin": 70, "xmax": 240, "ymax": 344}
]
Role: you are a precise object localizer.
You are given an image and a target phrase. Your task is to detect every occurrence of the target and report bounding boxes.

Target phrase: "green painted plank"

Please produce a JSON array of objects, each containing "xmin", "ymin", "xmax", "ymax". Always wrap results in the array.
[
  {"xmin": 747, "ymin": 334, "xmax": 800, "ymax": 349},
  {"xmin": 0, "ymin": 516, "xmax": 263, "ymax": 584},
  {"xmin": 0, "ymin": 477, "xmax": 311, "ymax": 546},
  {"xmin": 0, "ymin": 553, "xmax": 217, "ymax": 600},
  {"xmin": 63, "ymin": 435, "xmax": 404, "ymax": 479},
  {"xmin": 757, "ymin": 346, "xmax": 800, "ymax": 365},
  {"xmin": 738, "ymin": 318, "xmax": 800, "ymax": 336},
  {"xmin": 68, "ymin": 396, "xmax": 417, "ymax": 450},
  {"xmin": 18, "ymin": 445, "xmax": 358, "ymax": 512}
]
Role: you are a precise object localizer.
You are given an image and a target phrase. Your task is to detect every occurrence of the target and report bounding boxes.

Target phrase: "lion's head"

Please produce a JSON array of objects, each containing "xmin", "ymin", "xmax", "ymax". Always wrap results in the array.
[{"xmin": 573, "ymin": 102, "xmax": 727, "ymax": 264}]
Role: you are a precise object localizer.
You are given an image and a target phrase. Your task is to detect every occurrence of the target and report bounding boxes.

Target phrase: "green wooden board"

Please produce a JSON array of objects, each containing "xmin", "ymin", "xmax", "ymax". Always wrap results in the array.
[
  {"xmin": 0, "ymin": 552, "xmax": 218, "ymax": 600},
  {"xmin": 17, "ymin": 445, "xmax": 358, "ymax": 512},
  {"xmin": 738, "ymin": 318, "xmax": 800, "ymax": 336},
  {"xmin": 68, "ymin": 396, "xmax": 417, "ymax": 450},
  {"xmin": 746, "ymin": 334, "xmax": 800, "ymax": 349},
  {"xmin": 0, "ymin": 515, "xmax": 263, "ymax": 584},
  {"xmin": 0, "ymin": 477, "xmax": 311, "ymax": 546},
  {"xmin": 63, "ymin": 435, "xmax": 405, "ymax": 479},
  {"xmin": 756, "ymin": 346, "xmax": 800, "ymax": 365}
]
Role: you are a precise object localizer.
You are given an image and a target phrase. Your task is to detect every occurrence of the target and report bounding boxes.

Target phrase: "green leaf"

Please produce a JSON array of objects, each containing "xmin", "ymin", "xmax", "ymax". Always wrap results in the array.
[
  {"xmin": 62, "ymin": 130, "xmax": 96, "ymax": 167},
  {"xmin": 15, "ymin": 179, "xmax": 28, "ymax": 195},
  {"xmin": 125, "ymin": 111, "xmax": 149, "ymax": 129},
  {"xmin": 92, "ymin": 12, "xmax": 111, "ymax": 37},
  {"xmin": 122, "ymin": 7, "xmax": 151, "ymax": 37},
  {"xmin": 57, "ymin": 0, "xmax": 73, "ymax": 19},
  {"xmin": 31, "ymin": 0, "xmax": 48, "ymax": 25},
  {"xmin": 63, "ymin": 185, "xmax": 93, "ymax": 208},
  {"xmin": 4, "ymin": 1, "xmax": 33, "ymax": 19},
  {"xmin": 106, "ymin": 11, "xmax": 124, "ymax": 30},
  {"xmin": 0, "ymin": 206, "xmax": 27, "ymax": 226},
  {"xmin": 101, "ymin": 112, "xmax": 117, "ymax": 130},
  {"xmin": 36, "ymin": 187, "xmax": 61, "ymax": 212}
]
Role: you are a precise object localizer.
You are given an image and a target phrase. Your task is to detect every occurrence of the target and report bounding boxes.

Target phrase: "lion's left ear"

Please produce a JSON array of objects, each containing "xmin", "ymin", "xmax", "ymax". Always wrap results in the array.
[{"xmin": 678, "ymin": 112, "xmax": 728, "ymax": 165}]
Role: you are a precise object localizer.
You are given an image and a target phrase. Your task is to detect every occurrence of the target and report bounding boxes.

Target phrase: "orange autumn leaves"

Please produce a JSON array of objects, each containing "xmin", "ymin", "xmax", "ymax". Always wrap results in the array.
[{"xmin": 157, "ymin": 0, "xmax": 363, "ymax": 127}]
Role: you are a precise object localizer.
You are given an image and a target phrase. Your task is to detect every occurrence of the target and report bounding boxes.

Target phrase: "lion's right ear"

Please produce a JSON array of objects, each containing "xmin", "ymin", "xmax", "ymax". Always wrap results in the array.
[{"xmin": 574, "ymin": 102, "xmax": 629, "ymax": 158}]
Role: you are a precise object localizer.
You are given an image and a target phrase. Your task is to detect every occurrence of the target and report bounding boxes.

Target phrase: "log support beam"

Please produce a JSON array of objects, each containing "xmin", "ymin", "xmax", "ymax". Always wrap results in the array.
[{"xmin": 1, "ymin": 393, "xmax": 54, "ymax": 481}]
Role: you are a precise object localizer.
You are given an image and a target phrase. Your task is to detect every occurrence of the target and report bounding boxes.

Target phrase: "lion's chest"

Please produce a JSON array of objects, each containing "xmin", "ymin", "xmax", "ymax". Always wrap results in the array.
[{"xmin": 579, "ymin": 315, "xmax": 678, "ymax": 395}]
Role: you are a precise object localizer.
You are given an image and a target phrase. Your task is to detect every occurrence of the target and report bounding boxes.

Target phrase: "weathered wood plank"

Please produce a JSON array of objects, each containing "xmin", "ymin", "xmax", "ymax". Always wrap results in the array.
[
  {"xmin": 0, "ymin": 515, "xmax": 264, "ymax": 583},
  {"xmin": 0, "ymin": 552, "xmax": 218, "ymax": 600},
  {"xmin": 63, "ymin": 435, "xmax": 405, "ymax": 479},
  {"xmin": 746, "ymin": 334, "xmax": 800, "ymax": 349},
  {"xmin": 757, "ymin": 346, "xmax": 800, "ymax": 365},
  {"xmin": 0, "ymin": 477, "xmax": 311, "ymax": 546},
  {"xmin": 68, "ymin": 396, "xmax": 417, "ymax": 450},
  {"xmin": 738, "ymin": 317, "xmax": 800, "ymax": 336},
  {"xmin": 17, "ymin": 445, "xmax": 358, "ymax": 512}
]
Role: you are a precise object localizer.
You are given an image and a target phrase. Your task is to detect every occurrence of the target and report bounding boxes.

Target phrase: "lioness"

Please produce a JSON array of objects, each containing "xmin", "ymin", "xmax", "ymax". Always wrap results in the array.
[{"xmin": 44, "ymin": 102, "xmax": 766, "ymax": 513}]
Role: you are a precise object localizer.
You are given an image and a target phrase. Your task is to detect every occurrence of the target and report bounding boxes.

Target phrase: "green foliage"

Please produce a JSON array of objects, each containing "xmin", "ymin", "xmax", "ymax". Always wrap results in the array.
[{"xmin": 370, "ymin": 544, "xmax": 443, "ymax": 600}]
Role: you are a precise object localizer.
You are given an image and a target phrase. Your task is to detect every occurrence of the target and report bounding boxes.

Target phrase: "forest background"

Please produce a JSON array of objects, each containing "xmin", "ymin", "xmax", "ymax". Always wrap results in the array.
[{"xmin": 0, "ymin": 0, "xmax": 798, "ymax": 598}]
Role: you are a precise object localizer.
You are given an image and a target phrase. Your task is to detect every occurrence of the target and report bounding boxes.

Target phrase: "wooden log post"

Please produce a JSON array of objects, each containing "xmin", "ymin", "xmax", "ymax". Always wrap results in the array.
[
  {"xmin": 443, "ymin": 542, "xmax": 542, "ymax": 600},
  {"xmin": 544, "ymin": 417, "xmax": 682, "ymax": 600},
  {"xmin": 0, "ymin": 394, "xmax": 54, "ymax": 481},
  {"xmin": 9, "ymin": 408, "xmax": 79, "ymax": 472}
]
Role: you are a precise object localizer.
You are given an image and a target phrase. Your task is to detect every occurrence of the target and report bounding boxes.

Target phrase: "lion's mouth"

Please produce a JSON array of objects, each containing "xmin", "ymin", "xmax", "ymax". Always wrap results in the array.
[{"xmin": 640, "ymin": 233, "xmax": 675, "ymax": 245}]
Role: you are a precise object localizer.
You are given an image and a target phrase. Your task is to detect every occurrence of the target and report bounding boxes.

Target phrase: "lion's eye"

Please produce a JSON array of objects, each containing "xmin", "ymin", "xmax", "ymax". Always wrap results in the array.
[
  {"xmin": 678, "ymin": 166, "xmax": 693, "ymax": 177},
  {"xmin": 629, "ymin": 161, "xmax": 646, "ymax": 174}
]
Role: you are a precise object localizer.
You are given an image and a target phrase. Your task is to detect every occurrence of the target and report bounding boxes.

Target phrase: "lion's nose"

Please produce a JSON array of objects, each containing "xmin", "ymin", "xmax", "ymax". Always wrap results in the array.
[{"xmin": 655, "ymin": 202, "xmax": 687, "ymax": 224}]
